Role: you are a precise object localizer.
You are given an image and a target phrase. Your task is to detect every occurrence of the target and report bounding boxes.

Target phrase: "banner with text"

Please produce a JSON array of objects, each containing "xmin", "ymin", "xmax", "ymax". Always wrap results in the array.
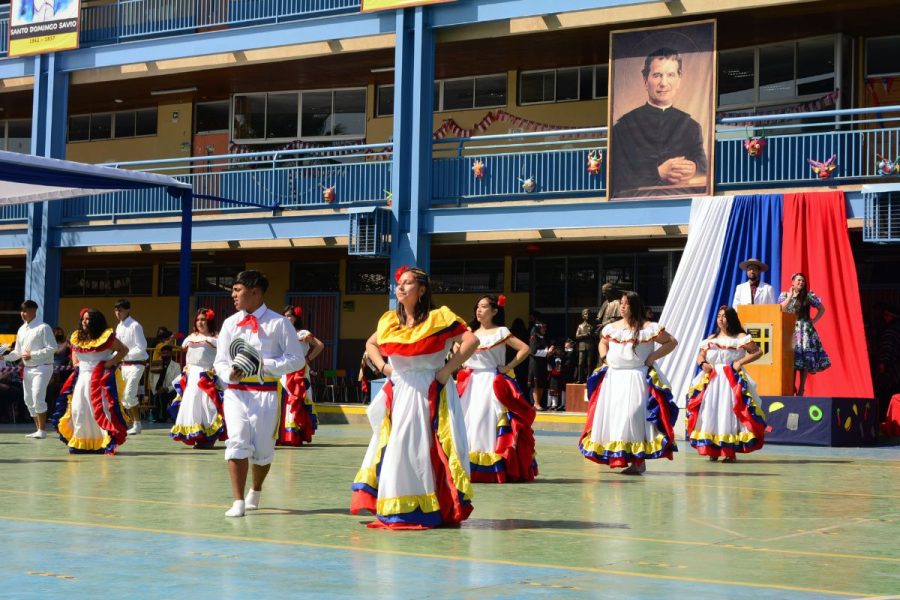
[{"xmin": 9, "ymin": 0, "xmax": 81, "ymax": 57}]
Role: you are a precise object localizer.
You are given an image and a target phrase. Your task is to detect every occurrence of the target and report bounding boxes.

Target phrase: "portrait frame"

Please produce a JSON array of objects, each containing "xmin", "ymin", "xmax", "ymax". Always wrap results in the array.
[
  {"xmin": 607, "ymin": 20, "xmax": 717, "ymax": 201},
  {"xmin": 8, "ymin": 0, "xmax": 81, "ymax": 58}
]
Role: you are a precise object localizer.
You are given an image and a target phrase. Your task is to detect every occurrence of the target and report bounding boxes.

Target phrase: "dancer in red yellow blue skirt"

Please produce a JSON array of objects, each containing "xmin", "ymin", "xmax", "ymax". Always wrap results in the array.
[
  {"xmin": 277, "ymin": 305, "xmax": 324, "ymax": 446},
  {"xmin": 55, "ymin": 308, "xmax": 130, "ymax": 454},
  {"xmin": 170, "ymin": 308, "xmax": 224, "ymax": 449},
  {"xmin": 351, "ymin": 266, "xmax": 478, "ymax": 529},
  {"xmin": 456, "ymin": 294, "xmax": 536, "ymax": 483},
  {"xmin": 579, "ymin": 291, "xmax": 679, "ymax": 475},
  {"xmin": 686, "ymin": 306, "xmax": 766, "ymax": 462}
]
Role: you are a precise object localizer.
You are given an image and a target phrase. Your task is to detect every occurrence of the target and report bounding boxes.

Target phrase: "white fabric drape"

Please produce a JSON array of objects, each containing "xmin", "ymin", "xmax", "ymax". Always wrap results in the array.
[{"xmin": 658, "ymin": 196, "xmax": 734, "ymax": 408}]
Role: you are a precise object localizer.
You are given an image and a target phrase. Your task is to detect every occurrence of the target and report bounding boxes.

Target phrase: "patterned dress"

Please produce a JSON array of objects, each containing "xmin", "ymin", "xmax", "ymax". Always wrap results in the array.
[
  {"xmin": 351, "ymin": 307, "xmax": 473, "ymax": 529},
  {"xmin": 686, "ymin": 334, "xmax": 766, "ymax": 458},
  {"xmin": 456, "ymin": 326, "xmax": 537, "ymax": 483},
  {"xmin": 579, "ymin": 323, "xmax": 679, "ymax": 468},
  {"xmin": 55, "ymin": 329, "xmax": 128, "ymax": 454},
  {"xmin": 277, "ymin": 329, "xmax": 318, "ymax": 446},
  {"xmin": 169, "ymin": 334, "xmax": 225, "ymax": 446},
  {"xmin": 778, "ymin": 291, "xmax": 831, "ymax": 373}
]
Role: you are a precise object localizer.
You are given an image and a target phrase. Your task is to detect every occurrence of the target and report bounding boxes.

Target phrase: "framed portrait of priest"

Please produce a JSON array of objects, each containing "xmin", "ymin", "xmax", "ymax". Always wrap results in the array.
[{"xmin": 607, "ymin": 20, "xmax": 716, "ymax": 200}]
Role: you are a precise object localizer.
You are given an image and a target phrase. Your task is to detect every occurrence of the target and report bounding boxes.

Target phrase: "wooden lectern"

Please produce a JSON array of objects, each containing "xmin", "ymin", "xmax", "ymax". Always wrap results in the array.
[{"xmin": 737, "ymin": 304, "xmax": 796, "ymax": 396}]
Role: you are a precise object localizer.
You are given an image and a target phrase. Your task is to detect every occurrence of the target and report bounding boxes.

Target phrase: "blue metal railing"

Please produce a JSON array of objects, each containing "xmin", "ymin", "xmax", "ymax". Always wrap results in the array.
[
  {"xmin": 431, "ymin": 105, "xmax": 900, "ymax": 204},
  {"xmin": 0, "ymin": 0, "xmax": 361, "ymax": 56},
  {"xmin": 62, "ymin": 143, "xmax": 392, "ymax": 221},
  {"xmin": 0, "ymin": 203, "xmax": 28, "ymax": 223}
]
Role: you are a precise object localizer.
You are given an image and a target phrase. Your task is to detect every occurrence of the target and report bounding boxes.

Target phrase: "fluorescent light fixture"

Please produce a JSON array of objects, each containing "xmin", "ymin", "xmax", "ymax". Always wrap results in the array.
[
  {"xmin": 370, "ymin": 67, "xmax": 394, "ymax": 73},
  {"xmin": 149, "ymin": 86, "xmax": 198, "ymax": 96}
]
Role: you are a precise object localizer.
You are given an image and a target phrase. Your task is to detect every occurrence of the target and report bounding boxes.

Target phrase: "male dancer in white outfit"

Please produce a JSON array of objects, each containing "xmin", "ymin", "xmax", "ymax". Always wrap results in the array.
[
  {"xmin": 114, "ymin": 299, "xmax": 149, "ymax": 435},
  {"xmin": 3, "ymin": 300, "xmax": 56, "ymax": 438},
  {"xmin": 215, "ymin": 271, "xmax": 305, "ymax": 517}
]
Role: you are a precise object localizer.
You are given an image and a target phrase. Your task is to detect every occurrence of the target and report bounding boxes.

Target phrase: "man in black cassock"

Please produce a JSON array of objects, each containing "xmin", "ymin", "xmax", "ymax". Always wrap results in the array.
[{"xmin": 610, "ymin": 47, "xmax": 708, "ymax": 198}]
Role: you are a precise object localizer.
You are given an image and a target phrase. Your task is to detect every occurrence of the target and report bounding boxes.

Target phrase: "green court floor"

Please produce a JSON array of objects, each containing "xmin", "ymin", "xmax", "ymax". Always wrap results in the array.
[{"xmin": 0, "ymin": 422, "xmax": 897, "ymax": 598}]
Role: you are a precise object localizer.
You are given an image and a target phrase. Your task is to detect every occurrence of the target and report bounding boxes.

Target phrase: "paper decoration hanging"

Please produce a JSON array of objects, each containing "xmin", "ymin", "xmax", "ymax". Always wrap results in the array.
[
  {"xmin": 520, "ymin": 177, "xmax": 537, "ymax": 193},
  {"xmin": 744, "ymin": 136, "xmax": 766, "ymax": 157},
  {"xmin": 876, "ymin": 154, "xmax": 900, "ymax": 175},
  {"xmin": 808, "ymin": 155, "xmax": 837, "ymax": 179},
  {"xmin": 322, "ymin": 185, "xmax": 336, "ymax": 203},
  {"xmin": 586, "ymin": 150, "xmax": 603, "ymax": 175},
  {"xmin": 472, "ymin": 159, "xmax": 485, "ymax": 180}
]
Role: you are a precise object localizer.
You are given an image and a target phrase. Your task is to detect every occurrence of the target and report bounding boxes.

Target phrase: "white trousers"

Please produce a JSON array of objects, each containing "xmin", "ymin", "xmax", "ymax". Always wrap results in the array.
[
  {"xmin": 223, "ymin": 388, "xmax": 278, "ymax": 465},
  {"xmin": 23, "ymin": 364, "xmax": 53, "ymax": 416},
  {"xmin": 120, "ymin": 364, "xmax": 145, "ymax": 409}
]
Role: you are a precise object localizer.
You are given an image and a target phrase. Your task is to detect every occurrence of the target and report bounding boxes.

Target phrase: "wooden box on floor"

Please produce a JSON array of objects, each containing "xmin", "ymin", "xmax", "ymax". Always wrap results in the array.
[{"xmin": 565, "ymin": 383, "xmax": 588, "ymax": 412}]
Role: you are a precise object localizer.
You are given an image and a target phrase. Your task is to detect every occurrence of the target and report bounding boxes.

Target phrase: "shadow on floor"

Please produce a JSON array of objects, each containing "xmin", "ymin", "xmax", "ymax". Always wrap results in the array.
[
  {"xmin": 463, "ymin": 518, "xmax": 630, "ymax": 531},
  {"xmin": 0, "ymin": 457, "xmax": 72, "ymax": 464},
  {"xmin": 279, "ymin": 443, "xmax": 369, "ymax": 449},
  {"xmin": 652, "ymin": 470, "xmax": 778, "ymax": 477},
  {"xmin": 737, "ymin": 458, "xmax": 854, "ymax": 465},
  {"xmin": 247, "ymin": 507, "xmax": 354, "ymax": 517},
  {"xmin": 535, "ymin": 477, "xmax": 643, "ymax": 485}
]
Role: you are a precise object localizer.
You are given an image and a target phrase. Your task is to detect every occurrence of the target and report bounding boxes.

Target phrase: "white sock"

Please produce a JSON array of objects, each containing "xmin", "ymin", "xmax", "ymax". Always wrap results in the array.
[
  {"xmin": 225, "ymin": 500, "xmax": 245, "ymax": 518},
  {"xmin": 245, "ymin": 489, "xmax": 260, "ymax": 510}
]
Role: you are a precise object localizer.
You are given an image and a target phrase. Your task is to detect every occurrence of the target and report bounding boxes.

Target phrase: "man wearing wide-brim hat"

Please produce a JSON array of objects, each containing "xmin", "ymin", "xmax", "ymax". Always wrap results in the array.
[{"xmin": 732, "ymin": 257, "xmax": 776, "ymax": 307}]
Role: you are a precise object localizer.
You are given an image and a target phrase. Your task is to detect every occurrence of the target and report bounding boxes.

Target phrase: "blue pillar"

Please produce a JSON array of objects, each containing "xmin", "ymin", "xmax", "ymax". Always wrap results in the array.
[
  {"xmin": 178, "ymin": 190, "xmax": 193, "ymax": 335},
  {"xmin": 389, "ymin": 6, "xmax": 434, "ymax": 306},
  {"xmin": 25, "ymin": 53, "xmax": 67, "ymax": 327}
]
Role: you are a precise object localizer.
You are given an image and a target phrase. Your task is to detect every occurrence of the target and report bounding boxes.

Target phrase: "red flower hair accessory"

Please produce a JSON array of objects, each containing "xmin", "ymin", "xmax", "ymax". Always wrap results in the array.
[
  {"xmin": 79, "ymin": 307, "xmax": 89, "ymax": 318},
  {"xmin": 205, "ymin": 309, "xmax": 215, "ymax": 321},
  {"xmin": 497, "ymin": 294, "xmax": 507, "ymax": 308},
  {"xmin": 394, "ymin": 265, "xmax": 409, "ymax": 283},
  {"xmin": 293, "ymin": 305, "xmax": 303, "ymax": 318}
]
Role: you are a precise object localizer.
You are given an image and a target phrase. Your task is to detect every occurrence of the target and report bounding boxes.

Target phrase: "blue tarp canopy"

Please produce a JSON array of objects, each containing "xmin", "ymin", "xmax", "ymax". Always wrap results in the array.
[{"xmin": 0, "ymin": 149, "xmax": 191, "ymax": 205}]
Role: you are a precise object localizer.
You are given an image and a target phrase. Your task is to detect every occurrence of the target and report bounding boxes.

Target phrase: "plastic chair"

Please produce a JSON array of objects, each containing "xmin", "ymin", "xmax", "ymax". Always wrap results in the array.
[{"xmin": 323, "ymin": 369, "xmax": 349, "ymax": 403}]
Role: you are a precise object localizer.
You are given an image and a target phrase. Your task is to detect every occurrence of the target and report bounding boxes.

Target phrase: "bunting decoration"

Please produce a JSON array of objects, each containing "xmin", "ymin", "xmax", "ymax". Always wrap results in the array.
[
  {"xmin": 720, "ymin": 89, "xmax": 840, "ymax": 126},
  {"xmin": 432, "ymin": 109, "xmax": 585, "ymax": 139}
]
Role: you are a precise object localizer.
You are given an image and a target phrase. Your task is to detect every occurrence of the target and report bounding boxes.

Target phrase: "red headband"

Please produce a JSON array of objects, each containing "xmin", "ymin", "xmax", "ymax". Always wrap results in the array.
[
  {"xmin": 79, "ymin": 307, "xmax": 89, "ymax": 318},
  {"xmin": 497, "ymin": 294, "xmax": 507, "ymax": 308},
  {"xmin": 293, "ymin": 306, "xmax": 302, "ymax": 318}
]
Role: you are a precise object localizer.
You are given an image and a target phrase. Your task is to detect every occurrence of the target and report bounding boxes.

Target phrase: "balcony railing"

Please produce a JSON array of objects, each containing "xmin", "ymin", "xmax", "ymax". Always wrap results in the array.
[
  {"xmin": 62, "ymin": 143, "xmax": 391, "ymax": 222},
  {"xmin": 1, "ymin": 0, "xmax": 361, "ymax": 56},
  {"xmin": 431, "ymin": 105, "xmax": 900, "ymax": 205}
]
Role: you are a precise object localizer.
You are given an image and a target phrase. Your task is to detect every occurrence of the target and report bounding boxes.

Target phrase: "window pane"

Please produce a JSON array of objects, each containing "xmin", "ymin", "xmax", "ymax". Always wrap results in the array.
[
  {"xmin": 601, "ymin": 255, "xmax": 634, "ymax": 292},
  {"xmin": 376, "ymin": 85, "xmax": 394, "ymax": 117},
  {"xmin": 556, "ymin": 68, "xmax": 579, "ymax": 101},
  {"xmin": 159, "ymin": 264, "xmax": 197, "ymax": 296},
  {"xmin": 520, "ymin": 71, "xmax": 554, "ymax": 103},
  {"xmin": 636, "ymin": 254, "xmax": 669, "ymax": 309},
  {"xmin": 513, "ymin": 257, "xmax": 531, "ymax": 292},
  {"xmin": 62, "ymin": 270, "xmax": 85, "ymax": 296},
  {"xmin": 347, "ymin": 260, "xmax": 389, "ymax": 294},
  {"xmin": 567, "ymin": 257, "xmax": 599, "ymax": 308},
  {"xmin": 474, "ymin": 75, "xmax": 506, "ymax": 108},
  {"xmin": 442, "ymin": 78, "xmax": 474, "ymax": 110},
  {"xmin": 434, "ymin": 82, "xmax": 441, "ymax": 111},
  {"xmin": 759, "ymin": 44, "xmax": 794, "ymax": 101},
  {"xmin": 533, "ymin": 258, "xmax": 565, "ymax": 308},
  {"xmin": 198, "ymin": 265, "xmax": 241, "ymax": 293},
  {"xmin": 233, "ymin": 94, "xmax": 265, "ymax": 139},
  {"xmin": 301, "ymin": 91, "xmax": 332, "ymax": 137},
  {"xmin": 464, "ymin": 259, "xmax": 503, "ymax": 292},
  {"xmin": 292, "ymin": 262, "xmax": 340, "ymax": 292},
  {"xmin": 114, "ymin": 111, "xmax": 136, "ymax": 138},
  {"xmin": 579, "ymin": 66, "xmax": 594, "ymax": 100},
  {"xmin": 797, "ymin": 37, "xmax": 834, "ymax": 96},
  {"xmin": 6, "ymin": 120, "xmax": 30, "ymax": 153},
  {"xmin": 135, "ymin": 108, "xmax": 157, "ymax": 136},
  {"xmin": 68, "ymin": 115, "xmax": 90, "ymax": 142},
  {"xmin": 266, "ymin": 92, "xmax": 299, "ymax": 139},
  {"xmin": 195, "ymin": 101, "xmax": 229, "ymax": 133},
  {"xmin": 718, "ymin": 49, "xmax": 755, "ymax": 106},
  {"xmin": 867, "ymin": 36, "xmax": 900, "ymax": 76},
  {"xmin": 431, "ymin": 260, "xmax": 463, "ymax": 293},
  {"xmin": 594, "ymin": 64, "xmax": 609, "ymax": 98},
  {"xmin": 333, "ymin": 89, "xmax": 366, "ymax": 137},
  {"xmin": 90, "ymin": 113, "xmax": 112, "ymax": 140}
]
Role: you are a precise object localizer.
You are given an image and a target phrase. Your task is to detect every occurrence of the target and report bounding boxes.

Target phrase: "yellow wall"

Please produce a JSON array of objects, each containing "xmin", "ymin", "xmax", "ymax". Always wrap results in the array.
[
  {"xmin": 65, "ymin": 100, "xmax": 194, "ymax": 165},
  {"xmin": 366, "ymin": 71, "xmax": 607, "ymax": 144}
]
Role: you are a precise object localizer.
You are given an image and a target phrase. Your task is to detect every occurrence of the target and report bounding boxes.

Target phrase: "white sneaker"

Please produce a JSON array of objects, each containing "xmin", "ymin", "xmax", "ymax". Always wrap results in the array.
[
  {"xmin": 126, "ymin": 422, "xmax": 142, "ymax": 435},
  {"xmin": 245, "ymin": 489, "xmax": 260, "ymax": 510},
  {"xmin": 25, "ymin": 430, "xmax": 46, "ymax": 439},
  {"xmin": 225, "ymin": 500, "xmax": 245, "ymax": 518}
]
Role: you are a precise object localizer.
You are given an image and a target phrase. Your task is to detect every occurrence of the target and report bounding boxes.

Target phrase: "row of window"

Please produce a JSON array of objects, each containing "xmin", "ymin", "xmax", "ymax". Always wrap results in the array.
[
  {"xmin": 232, "ymin": 89, "xmax": 366, "ymax": 142},
  {"xmin": 67, "ymin": 109, "xmax": 158, "ymax": 142},
  {"xmin": 60, "ymin": 259, "xmax": 506, "ymax": 297}
]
